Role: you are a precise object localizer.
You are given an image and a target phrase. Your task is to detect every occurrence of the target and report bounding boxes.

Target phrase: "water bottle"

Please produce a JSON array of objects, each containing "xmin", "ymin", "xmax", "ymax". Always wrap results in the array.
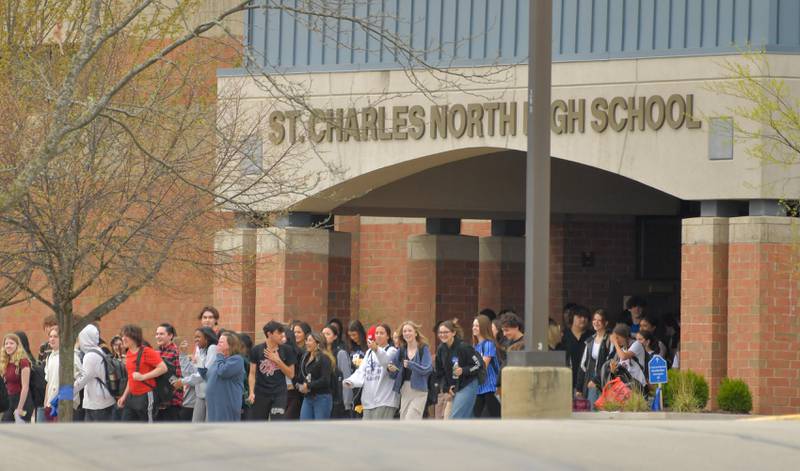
[{"xmin": 452, "ymin": 360, "xmax": 459, "ymax": 380}]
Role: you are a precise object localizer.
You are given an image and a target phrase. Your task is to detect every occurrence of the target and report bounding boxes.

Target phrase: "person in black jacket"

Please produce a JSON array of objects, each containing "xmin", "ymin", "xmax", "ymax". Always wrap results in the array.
[
  {"xmin": 297, "ymin": 332, "xmax": 334, "ymax": 420},
  {"xmin": 436, "ymin": 319, "xmax": 482, "ymax": 419},
  {"xmin": 577, "ymin": 309, "xmax": 615, "ymax": 410}
]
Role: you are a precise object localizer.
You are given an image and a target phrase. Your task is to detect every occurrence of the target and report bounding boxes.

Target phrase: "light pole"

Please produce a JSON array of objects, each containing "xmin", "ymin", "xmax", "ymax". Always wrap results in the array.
[{"xmin": 509, "ymin": 0, "xmax": 562, "ymax": 366}]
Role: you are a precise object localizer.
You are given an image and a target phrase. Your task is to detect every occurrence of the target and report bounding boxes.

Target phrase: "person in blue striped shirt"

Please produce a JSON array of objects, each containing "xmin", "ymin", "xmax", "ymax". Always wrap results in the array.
[{"xmin": 472, "ymin": 315, "xmax": 501, "ymax": 418}]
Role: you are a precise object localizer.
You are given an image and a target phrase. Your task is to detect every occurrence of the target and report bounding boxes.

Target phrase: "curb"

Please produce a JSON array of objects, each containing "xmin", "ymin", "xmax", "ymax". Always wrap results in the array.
[{"xmin": 742, "ymin": 414, "xmax": 800, "ymax": 421}]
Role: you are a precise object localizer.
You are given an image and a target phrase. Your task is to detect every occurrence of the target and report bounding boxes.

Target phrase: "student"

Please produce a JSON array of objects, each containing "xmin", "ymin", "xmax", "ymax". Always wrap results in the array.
[
  {"xmin": 43, "ymin": 326, "xmax": 81, "ymax": 422},
  {"xmin": 472, "ymin": 315, "xmax": 500, "ymax": 418},
  {"xmin": 286, "ymin": 321, "xmax": 311, "ymax": 420},
  {"xmin": 181, "ymin": 327, "xmax": 218, "ymax": 422},
  {"xmin": 391, "ymin": 321, "xmax": 432, "ymax": 420},
  {"xmin": 499, "ymin": 312, "xmax": 525, "ymax": 351},
  {"xmin": 327, "ymin": 318, "xmax": 347, "ymax": 352},
  {"xmin": 639, "ymin": 314, "xmax": 669, "ymax": 360},
  {"xmin": 343, "ymin": 323, "xmax": 399, "ymax": 420},
  {"xmin": 577, "ymin": 309, "xmax": 614, "ymax": 410},
  {"xmin": 198, "ymin": 306, "xmax": 221, "ymax": 334},
  {"xmin": 322, "ymin": 324, "xmax": 352, "ymax": 418},
  {"xmin": 622, "ymin": 296, "xmax": 647, "ymax": 334},
  {"xmin": 117, "ymin": 325, "xmax": 167, "ymax": 422},
  {"xmin": 206, "ymin": 331, "xmax": 246, "ymax": 422},
  {"xmin": 154, "ymin": 323, "xmax": 183, "ymax": 421},
  {"xmin": 298, "ymin": 332, "xmax": 335, "ymax": 420},
  {"xmin": 609, "ymin": 324, "xmax": 646, "ymax": 389},
  {"xmin": 74, "ymin": 324, "xmax": 117, "ymax": 422},
  {"xmin": 437, "ymin": 319, "xmax": 483, "ymax": 419},
  {"xmin": 563, "ymin": 305, "xmax": 593, "ymax": 394},
  {"xmin": 346, "ymin": 320, "xmax": 368, "ymax": 370},
  {"xmin": 248, "ymin": 321, "xmax": 297, "ymax": 421},
  {"xmin": 37, "ymin": 316, "xmax": 58, "ymax": 363},
  {"xmin": 346, "ymin": 320, "xmax": 368, "ymax": 418},
  {"xmin": 110, "ymin": 336, "xmax": 125, "ymax": 359},
  {"xmin": 238, "ymin": 332, "xmax": 254, "ymax": 420},
  {"xmin": 1, "ymin": 333, "xmax": 34, "ymax": 422}
]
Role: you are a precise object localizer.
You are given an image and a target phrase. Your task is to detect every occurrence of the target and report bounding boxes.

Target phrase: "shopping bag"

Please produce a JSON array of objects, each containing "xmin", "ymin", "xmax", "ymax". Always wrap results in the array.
[{"xmin": 594, "ymin": 377, "xmax": 631, "ymax": 410}]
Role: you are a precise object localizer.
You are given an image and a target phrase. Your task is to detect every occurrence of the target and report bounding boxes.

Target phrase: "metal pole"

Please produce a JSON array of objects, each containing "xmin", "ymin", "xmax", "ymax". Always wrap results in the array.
[{"xmin": 524, "ymin": 0, "xmax": 552, "ymax": 353}]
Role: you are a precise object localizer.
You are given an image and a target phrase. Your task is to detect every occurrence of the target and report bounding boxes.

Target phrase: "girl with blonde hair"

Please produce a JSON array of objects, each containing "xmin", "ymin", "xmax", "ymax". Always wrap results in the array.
[
  {"xmin": 1, "ymin": 333, "xmax": 34, "ymax": 422},
  {"xmin": 389, "ymin": 321, "xmax": 432, "ymax": 419}
]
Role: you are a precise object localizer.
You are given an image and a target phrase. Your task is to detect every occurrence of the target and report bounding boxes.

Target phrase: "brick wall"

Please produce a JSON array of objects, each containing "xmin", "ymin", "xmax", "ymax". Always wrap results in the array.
[
  {"xmin": 554, "ymin": 215, "xmax": 637, "ymax": 321},
  {"xmin": 1, "ymin": 267, "xmax": 213, "ymax": 355},
  {"xmin": 680, "ymin": 218, "xmax": 729, "ymax": 408},
  {"xmin": 728, "ymin": 240, "xmax": 800, "ymax": 414},
  {"xmin": 356, "ymin": 219, "xmax": 425, "ymax": 325}
]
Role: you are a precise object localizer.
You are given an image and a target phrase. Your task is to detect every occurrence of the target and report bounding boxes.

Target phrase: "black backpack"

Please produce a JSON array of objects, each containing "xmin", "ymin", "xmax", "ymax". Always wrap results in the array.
[
  {"xmin": 29, "ymin": 360, "xmax": 46, "ymax": 407},
  {"xmin": 89, "ymin": 349, "xmax": 126, "ymax": 397},
  {"xmin": 0, "ymin": 375, "xmax": 9, "ymax": 412},
  {"xmin": 135, "ymin": 347, "xmax": 175, "ymax": 406}
]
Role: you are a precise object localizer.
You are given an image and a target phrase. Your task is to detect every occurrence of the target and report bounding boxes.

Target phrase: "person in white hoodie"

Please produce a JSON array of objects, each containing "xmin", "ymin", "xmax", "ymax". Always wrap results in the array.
[
  {"xmin": 73, "ymin": 324, "xmax": 116, "ymax": 421},
  {"xmin": 343, "ymin": 323, "xmax": 399, "ymax": 420},
  {"xmin": 43, "ymin": 326, "xmax": 81, "ymax": 422}
]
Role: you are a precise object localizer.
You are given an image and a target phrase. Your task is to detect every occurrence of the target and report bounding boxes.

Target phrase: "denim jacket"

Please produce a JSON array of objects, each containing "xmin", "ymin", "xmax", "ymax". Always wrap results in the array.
[{"xmin": 391, "ymin": 344, "xmax": 433, "ymax": 393}]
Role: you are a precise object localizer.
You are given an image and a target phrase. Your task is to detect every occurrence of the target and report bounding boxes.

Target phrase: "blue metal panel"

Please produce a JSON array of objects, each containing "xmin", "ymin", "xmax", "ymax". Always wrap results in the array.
[
  {"xmin": 593, "ymin": 0, "xmax": 609, "ymax": 53},
  {"xmin": 237, "ymin": 0, "xmax": 800, "ymax": 75},
  {"xmin": 778, "ymin": 0, "xmax": 800, "ymax": 45},
  {"xmin": 577, "ymin": 0, "xmax": 593, "ymax": 54},
  {"xmin": 607, "ymin": 0, "xmax": 624, "ymax": 52},
  {"xmin": 641, "ymin": 0, "xmax": 657, "ymax": 51}
]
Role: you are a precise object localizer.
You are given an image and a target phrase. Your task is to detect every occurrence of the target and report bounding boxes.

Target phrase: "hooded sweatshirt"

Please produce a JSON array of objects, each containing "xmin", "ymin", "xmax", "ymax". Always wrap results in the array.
[
  {"xmin": 44, "ymin": 348, "xmax": 81, "ymax": 408},
  {"xmin": 344, "ymin": 345, "xmax": 398, "ymax": 410},
  {"xmin": 73, "ymin": 325, "xmax": 116, "ymax": 410}
]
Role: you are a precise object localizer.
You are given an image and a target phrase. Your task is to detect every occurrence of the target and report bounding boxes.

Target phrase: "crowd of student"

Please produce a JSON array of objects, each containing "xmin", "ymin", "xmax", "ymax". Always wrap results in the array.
[{"xmin": 0, "ymin": 297, "xmax": 678, "ymax": 423}]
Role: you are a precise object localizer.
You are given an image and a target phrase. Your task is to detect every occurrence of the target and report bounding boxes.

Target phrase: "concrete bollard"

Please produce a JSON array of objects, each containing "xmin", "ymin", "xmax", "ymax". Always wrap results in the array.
[{"xmin": 501, "ymin": 366, "xmax": 572, "ymax": 419}]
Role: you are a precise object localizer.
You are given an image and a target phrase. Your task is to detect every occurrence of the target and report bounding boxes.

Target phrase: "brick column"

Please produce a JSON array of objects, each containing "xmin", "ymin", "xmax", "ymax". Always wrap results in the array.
[
  {"xmin": 213, "ymin": 228, "xmax": 257, "ymax": 338},
  {"xmin": 728, "ymin": 216, "xmax": 799, "ymax": 415},
  {"xmin": 680, "ymin": 217, "xmax": 730, "ymax": 408},
  {"xmin": 478, "ymin": 236, "xmax": 524, "ymax": 313},
  {"xmin": 406, "ymin": 234, "xmax": 479, "ymax": 331},
  {"xmin": 254, "ymin": 227, "xmax": 352, "ymax": 333}
]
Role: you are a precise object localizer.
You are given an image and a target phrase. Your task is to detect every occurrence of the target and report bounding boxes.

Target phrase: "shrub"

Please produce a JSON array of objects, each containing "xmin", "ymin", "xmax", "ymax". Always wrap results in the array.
[
  {"xmin": 600, "ymin": 399, "xmax": 624, "ymax": 412},
  {"xmin": 664, "ymin": 369, "xmax": 709, "ymax": 410},
  {"xmin": 671, "ymin": 377, "xmax": 700, "ymax": 412},
  {"xmin": 717, "ymin": 378, "xmax": 753, "ymax": 413},
  {"xmin": 623, "ymin": 387, "xmax": 650, "ymax": 412}
]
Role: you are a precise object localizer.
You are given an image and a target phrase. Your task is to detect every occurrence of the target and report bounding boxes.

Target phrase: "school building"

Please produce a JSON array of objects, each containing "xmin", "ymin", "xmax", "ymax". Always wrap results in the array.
[{"xmin": 3, "ymin": 1, "xmax": 799, "ymax": 414}]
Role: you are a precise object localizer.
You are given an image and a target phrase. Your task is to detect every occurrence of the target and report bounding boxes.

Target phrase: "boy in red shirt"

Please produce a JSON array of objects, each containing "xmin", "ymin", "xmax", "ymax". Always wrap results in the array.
[{"xmin": 117, "ymin": 324, "xmax": 167, "ymax": 422}]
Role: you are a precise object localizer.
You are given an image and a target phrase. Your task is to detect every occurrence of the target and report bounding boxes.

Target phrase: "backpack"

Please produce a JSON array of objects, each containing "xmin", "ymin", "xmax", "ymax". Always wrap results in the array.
[
  {"xmin": 0, "ymin": 375, "xmax": 9, "ymax": 412},
  {"xmin": 89, "ymin": 349, "xmax": 126, "ymax": 397},
  {"xmin": 28, "ymin": 360, "xmax": 47, "ymax": 408},
  {"xmin": 135, "ymin": 347, "xmax": 175, "ymax": 406}
]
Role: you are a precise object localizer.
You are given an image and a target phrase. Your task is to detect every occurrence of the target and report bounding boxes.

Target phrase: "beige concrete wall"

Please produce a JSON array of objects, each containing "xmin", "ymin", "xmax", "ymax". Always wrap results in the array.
[{"xmin": 219, "ymin": 54, "xmax": 800, "ymax": 212}]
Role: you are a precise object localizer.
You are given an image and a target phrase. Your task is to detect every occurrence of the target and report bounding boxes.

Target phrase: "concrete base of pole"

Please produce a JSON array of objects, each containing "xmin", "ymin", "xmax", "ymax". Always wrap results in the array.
[{"xmin": 501, "ymin": 366, "xmax": 572, "ymax": 419}]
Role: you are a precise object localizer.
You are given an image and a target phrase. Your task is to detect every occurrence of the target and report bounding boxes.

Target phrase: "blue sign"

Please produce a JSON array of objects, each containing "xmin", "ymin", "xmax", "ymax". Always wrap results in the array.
[{"xmin": 648, "ymin": 355, "xmax": 668, "ymax": 384}]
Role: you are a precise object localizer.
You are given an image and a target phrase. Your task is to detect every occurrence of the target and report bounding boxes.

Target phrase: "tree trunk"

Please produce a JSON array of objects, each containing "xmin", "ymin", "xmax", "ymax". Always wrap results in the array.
[{"xmin": 57, "ymin": 305, "xmax": 76, "ymax": 423}]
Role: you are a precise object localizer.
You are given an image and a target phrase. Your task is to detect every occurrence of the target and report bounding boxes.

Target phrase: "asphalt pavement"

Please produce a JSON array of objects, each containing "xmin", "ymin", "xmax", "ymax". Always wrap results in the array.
[{"xmin": 0, "ymin": 418, "xmax": 797, "ymax": 470}]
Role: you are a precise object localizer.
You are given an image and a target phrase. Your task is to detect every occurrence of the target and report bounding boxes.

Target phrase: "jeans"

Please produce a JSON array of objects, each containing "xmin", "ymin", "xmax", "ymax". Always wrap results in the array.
[
  {"xmin": 85, "ymin": 406, "xmax": 114, "ymax": 422},
  {"xmin": 587, "ymin": 385, "xmax": 601, "ymax": 411},
  {"xmin": 450, "ymin": 379, "xmax": 478, "ymax": 419},
  {"xmin": 299, "ymin": 394, "xmax": 332, "ymax": 420}
]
